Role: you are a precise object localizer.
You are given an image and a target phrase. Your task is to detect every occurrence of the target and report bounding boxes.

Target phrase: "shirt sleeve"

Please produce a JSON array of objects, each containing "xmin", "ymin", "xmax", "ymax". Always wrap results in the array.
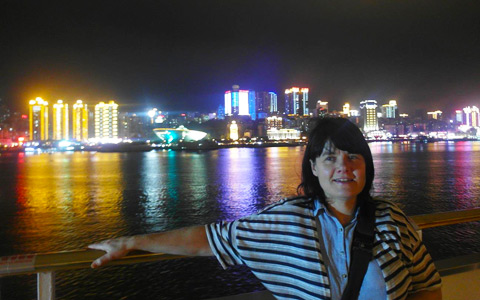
[
  {"xmin": 409, "ymin": 238, "xmax": 442, "ymax": 292},
  {"xmin": 205, "ymin": 220, "xmax": 244, "ymax": 269}
]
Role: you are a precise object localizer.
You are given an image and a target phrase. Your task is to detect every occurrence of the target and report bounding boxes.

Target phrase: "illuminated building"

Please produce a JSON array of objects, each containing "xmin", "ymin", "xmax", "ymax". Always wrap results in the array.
[
  {"xmin": 28, "ymin": 97, "xmax": 49, "ymax": 141},
  {"xmin": 95, "ymin": 100, "xmax": 118, "ymax": 140},
  {"xmin": 427, "ymin": 110, "xmax": 442, "ymax": 120},
  {"xmin": 342, "ymin": 103, "xmax": 350, "ymax": 116},
  {"xmin": 350, "ymin": 110, "xmax": 360, "ymax": 117},
  {"xmin": 224, "ymin": 84, "xmax": 239, "ymax": 116},
  {"xmin": 72, "ymin": 100, "xmax": 89, "ymax": 141},
  {"xmin": 317, "ymin": 101, "xmax": 328, "ymax": 117},
  {"xmin": 463, "ymin": 106, "xmax": 479, "ymax": 127},
  {"xmin": 224, "ymin": 85, "xmax": 256, "ymax": 118},
  {"xmin": 455, "ymin": 110, "xmax": 463, "ymax": 123},
  {"xmin": 229, "ymin": 121, "xmax": 239, "ymax": 140},
  {"xmin": 359, "ymin": 100, "xmax": 378, "ymax": 132},
  {"xmin": 248, "ymin": 90, "xmax": 256, "ymax": 120},
  {"xmin": 269, "ymin": 92, "xmax": 278, "ymax": 113},
  {"xmin": 255, "ymin": 92, "xmax": 268, "ymax": 115},
  {"xmin": 238, "ymin": 90, "xmax": 250, "ymax": 115},
  {"xmin": 473, "ymin": 107, "xmax": 479, "ymax": 127},
  {"xmin": 266, "ymin": 116, "xmax": 283, "ymax": 130},
  {"xmin": 52, "ymin": 100, "xmax": 69, "ymax": 140},
  {"xmin": 153, "ymin": 126, "xmax": 207, "ymax": 143},
  {"xmin": 217, "ymin": 105, "xmax": 225, "ymax": 120},
  {"xmin": 267, "ymin": 128, "xmax": 301, "ymax": 140},
  {"xmin": 224, "ymin": 91, "xmax": 233, "ymax": 115},
  {"xmin": 285, "ymin": 87, "xmax": 309, "ymax": 116},
  {"xmin": 381, "ymin": 100, "xmax": 398, "ymax": 118},
  {"xmin": 255, "ymin": 92, "xmax": 278, "ymax": 116}
]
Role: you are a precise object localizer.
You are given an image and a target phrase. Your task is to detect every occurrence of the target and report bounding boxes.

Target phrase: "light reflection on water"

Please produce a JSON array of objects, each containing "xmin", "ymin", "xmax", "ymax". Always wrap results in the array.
[
  {"xmin": 0, "ymin": 143, "xmax": 479, "ymax": 299},
  {"xmin": 369, "ymin": 141, "xmax": 480, "ymax": 215}
]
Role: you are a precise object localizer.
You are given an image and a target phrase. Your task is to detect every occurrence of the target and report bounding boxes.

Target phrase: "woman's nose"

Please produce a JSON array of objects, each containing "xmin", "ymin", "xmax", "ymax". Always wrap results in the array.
[{"xmin": 335, "ymin": 155, "xmax": 351, "ymax": 170}]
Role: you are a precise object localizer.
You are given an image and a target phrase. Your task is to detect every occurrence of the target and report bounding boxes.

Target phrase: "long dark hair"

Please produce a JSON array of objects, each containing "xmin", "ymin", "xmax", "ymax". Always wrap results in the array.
[{"xmin": 297, "ymin": 117, "xmax": 374, "ymax": 204}]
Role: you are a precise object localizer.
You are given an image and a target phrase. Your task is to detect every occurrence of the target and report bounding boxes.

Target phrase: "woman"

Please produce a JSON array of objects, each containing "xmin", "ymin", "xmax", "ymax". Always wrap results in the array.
[{"xmin": 89, "ymin": 118, "xmax": 442, "ymax": 299}]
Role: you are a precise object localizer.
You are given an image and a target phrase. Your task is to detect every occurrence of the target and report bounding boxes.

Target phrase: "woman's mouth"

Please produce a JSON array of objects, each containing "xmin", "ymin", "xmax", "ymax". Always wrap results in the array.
[{"xmin": 333, "ymin": 178, "xmax": 354, "ymax": 182}]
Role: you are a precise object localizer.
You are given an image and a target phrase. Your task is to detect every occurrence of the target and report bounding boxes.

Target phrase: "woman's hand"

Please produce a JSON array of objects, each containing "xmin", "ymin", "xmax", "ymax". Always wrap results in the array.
[{"xmin": 88, "ymin": 236, "xmax": 134, "ymax": 268}]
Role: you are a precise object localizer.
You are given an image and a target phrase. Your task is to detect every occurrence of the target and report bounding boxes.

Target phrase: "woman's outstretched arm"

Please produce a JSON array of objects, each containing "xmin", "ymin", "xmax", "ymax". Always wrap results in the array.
[{"xmin": 88, "ymin": 225, "xmax": 213, "ymax": 268}]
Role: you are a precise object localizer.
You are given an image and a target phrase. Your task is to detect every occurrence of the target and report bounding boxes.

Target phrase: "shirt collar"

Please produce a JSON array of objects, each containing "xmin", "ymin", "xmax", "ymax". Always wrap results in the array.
[{"xmin": 313, "ymin": 198, "xmax": 360, "ymax": 224}]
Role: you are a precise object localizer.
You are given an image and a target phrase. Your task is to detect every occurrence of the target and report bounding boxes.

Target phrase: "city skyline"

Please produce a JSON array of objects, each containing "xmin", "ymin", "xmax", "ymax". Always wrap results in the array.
[
  {"xmin": 1, "ymin": 1, "xmax": 480, "ymax": 114},
  {"xmin": 1, "ymin": 93, "xmax": 479, "ymax": 145},
  {"xmin": 9, "ymin": 93, "xmax": 480, "ymax": 118}
]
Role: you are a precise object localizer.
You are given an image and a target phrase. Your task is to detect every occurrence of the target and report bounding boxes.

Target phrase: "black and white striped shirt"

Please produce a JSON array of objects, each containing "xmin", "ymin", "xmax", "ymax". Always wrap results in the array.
[{"xmin": 206, "ymin": 197, "xmax": 441, "ymax": 300}]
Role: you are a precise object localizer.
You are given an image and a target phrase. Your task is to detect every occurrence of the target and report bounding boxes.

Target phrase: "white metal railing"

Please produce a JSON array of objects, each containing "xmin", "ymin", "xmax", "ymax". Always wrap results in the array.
[{"xmin": 1, "ymin": 208, "xmax": 480, "ymax": 300}]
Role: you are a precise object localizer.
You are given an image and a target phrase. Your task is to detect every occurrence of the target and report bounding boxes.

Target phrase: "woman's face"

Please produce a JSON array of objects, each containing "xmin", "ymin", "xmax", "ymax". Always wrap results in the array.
[{"xmin": 310, "ymin": 141, "xmax": 366, "ymax": 204}]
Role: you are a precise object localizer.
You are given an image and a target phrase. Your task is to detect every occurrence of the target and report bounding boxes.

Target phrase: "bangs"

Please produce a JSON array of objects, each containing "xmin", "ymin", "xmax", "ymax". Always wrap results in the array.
[
  {"xmin": 330, "ymin": 129, "xmax": 369, "ymax": 155},
  {"xmin": 309, "ymin": 119, "xmax": 368, "ymax": 159}
]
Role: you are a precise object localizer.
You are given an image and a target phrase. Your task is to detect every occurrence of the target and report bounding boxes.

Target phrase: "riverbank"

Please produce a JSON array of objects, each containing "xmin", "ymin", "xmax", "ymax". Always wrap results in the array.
[
  {"xmin": 1, "ymin": 137, "xmax": 479, "ymax": 153},
  {"xmin": 0, "ymin": 140, "xmax": 307, "ymax": 153}
]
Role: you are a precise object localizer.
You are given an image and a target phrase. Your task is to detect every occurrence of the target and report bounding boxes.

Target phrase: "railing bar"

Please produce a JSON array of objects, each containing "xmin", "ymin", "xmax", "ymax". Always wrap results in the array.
[
  {"xmin": 0, "ymin": 208, "xmax": 479, "ymax": 278},
  {"xmin": 38, "ymin": 271, "xmax": 55, "ymax": 300},
  {"xmin": 411, "ymin": 208, "xmax": 480, "ymax": 229}
]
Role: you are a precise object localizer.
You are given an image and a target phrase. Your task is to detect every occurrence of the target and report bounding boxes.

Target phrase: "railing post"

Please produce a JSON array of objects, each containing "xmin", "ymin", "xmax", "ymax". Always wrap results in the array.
[{"xmin": 38, "ymin": 271, "xmax": 55, "ymax": 300}]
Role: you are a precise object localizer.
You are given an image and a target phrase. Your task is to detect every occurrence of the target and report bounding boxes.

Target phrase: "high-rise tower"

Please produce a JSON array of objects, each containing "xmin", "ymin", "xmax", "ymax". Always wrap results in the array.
[
  {"xmin": 269, "ymin": 92, "xmax": 278, "ymax": 113},
  {"xmin": 224, "ymin": 85, "xmax": 255, "ymax": 118},
  {"xmin": 360, "ymin": 100, "xmax": 379, "ymax": 132},
  {"xmin": 28, "ymin": 97, "xmax": 49, "ymax": 141},
  {"xmin": 73, "ymin": 100, "xmax": 89, "ymax": 141},
  {"xmin": 463, "ymin": 106, "xmax": 479, "ymax": 127},
  {"xmin": 284, "ymin": 87, "xmax": 309, "ymax": 116},
  {"xmin": 95, "ymin": 100, "xmax": 118, "ymax": 140},
  {"xmin": 381, "ymin": 100, "xmax": 398, "ymax": 118},
  {"xmin": 53, "ymin": 100, "xmax": 69, "ymax": 140}
]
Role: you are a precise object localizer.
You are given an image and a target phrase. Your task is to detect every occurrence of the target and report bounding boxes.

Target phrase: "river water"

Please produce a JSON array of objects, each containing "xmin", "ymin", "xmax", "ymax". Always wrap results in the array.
[{"xmin": 0, "ymin": 142, "xmax": 479, "ymax": 299}]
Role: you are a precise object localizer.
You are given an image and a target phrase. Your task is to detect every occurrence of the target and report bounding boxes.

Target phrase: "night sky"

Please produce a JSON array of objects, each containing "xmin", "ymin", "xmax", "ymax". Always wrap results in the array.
[{"xmin": 1, "ymin": 0, "xmax": 480, "ymax": 115}]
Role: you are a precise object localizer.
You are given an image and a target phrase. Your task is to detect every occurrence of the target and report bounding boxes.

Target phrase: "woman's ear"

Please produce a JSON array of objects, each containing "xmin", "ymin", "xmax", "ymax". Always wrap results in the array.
[{"xmin": 310, "ymin": 159, "xmax": 318, "ymax": 177}]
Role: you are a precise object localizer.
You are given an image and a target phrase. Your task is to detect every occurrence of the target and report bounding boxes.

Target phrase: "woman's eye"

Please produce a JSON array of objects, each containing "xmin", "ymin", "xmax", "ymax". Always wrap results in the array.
[
  {"xmin": 348, "ymin": 155, "xmax": 359, "ymax": 160},
  {"xmin": 324, "ymin": 156, "xmax": 335, "ymax": 161}
]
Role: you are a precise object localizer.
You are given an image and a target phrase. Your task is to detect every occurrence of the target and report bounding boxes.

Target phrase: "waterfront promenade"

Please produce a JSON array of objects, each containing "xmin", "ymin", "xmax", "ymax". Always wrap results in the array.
[{"xmin": 0, "ymin": 143, "xmax": 479, "ymax": 299}]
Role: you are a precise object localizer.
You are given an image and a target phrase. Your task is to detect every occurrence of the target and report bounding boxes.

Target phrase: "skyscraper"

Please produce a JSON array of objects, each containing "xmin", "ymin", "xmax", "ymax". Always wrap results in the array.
[
  {"xmin": 224, "ymin": 91, "xmax": 233, "ymax": 116},
  {"xmin": 95, "ymin": 100, "xmax": 118, "ymax": 140},
  {"xmin": 238, "ymin": 90, "xmax": 250, "ymax": 116},
  {"xmin": 248, "ymin": 91, "xmax": 256, "ymax": 120},
  {"xmin": 53, "ymin": 100, "xmax": 69, "ymax": 140},
  {"xmin": 224, "ymin": 85, "xmax": 255, "ymax": 118},
  {"xmin": 224, "ymin": 85, "xmax": 240, "ymax": 116},
  {"xmin": 284, "ymin": 87, "xmax": 309, "ymax": 116},
  {"xmin": 359, "ymin": 100, "xmax": 379, "ymax": 132},
  {"xmin": 463, "ymin": 106, "xmax": 479, "ymax": 127},
  {"xmin": 455, "ymin": 110, "xmax": 463, "ymax": 124},
  {"xmin": 381, "ymin": 100, "xmax": 398, "ymax": 118},
  {"xmin": 254, "ymin": 91, "xmax": 277, "ymax": 118},
  {"xmin": 28, "ymin": 97, "xmax": 49, "ymax": 141},
  {"xmin": 73, "ymin": 100, "xmax": 89, "ymax": 141},
  {"xmin": 269, "ymin": 92, "xmax": 278, "ymax": 113}
]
